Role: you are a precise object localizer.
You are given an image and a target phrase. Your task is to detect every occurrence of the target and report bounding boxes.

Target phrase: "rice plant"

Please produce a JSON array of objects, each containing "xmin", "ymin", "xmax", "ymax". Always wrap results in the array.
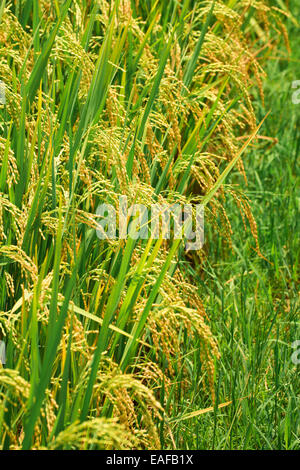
[{"xmin": 0, "ymin": 0, "xmax": 295, "ymax": 450}]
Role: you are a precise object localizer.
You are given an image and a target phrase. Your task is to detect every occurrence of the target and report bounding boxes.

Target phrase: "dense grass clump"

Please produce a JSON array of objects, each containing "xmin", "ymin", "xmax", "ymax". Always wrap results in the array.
[{"xmin": 0, "ymin": 0, "xmax": 297, "ymax": 450}]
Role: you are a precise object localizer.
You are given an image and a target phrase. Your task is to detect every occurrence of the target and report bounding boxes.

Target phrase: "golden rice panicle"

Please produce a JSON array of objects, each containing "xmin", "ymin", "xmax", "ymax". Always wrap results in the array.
[{"xmin": 49, "ymin": 418, "xmax": 139, "ymax": 450}]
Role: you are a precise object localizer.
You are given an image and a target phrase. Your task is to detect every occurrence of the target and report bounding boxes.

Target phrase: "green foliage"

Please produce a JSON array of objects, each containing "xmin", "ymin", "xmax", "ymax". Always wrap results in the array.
[{"xmin": 0, "ymin": 0, "xmax": 296, "ymax": 450}]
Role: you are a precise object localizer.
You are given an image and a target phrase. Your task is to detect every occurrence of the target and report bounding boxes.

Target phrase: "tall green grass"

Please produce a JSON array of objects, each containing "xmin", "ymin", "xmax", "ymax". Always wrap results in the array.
[
  {"xmin": 168, "ymin": 1, "xmax": 299, "ymax": 449},
  {"xmin": 0, "ymin": 0, "xmax": 294, "ymax": 450}
]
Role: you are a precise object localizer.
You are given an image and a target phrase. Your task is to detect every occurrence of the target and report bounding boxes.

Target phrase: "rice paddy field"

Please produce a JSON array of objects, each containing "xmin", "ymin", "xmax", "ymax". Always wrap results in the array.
[{"xmin": 0, "ymin": 0, "xmax": 299, "ymax": 451}]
